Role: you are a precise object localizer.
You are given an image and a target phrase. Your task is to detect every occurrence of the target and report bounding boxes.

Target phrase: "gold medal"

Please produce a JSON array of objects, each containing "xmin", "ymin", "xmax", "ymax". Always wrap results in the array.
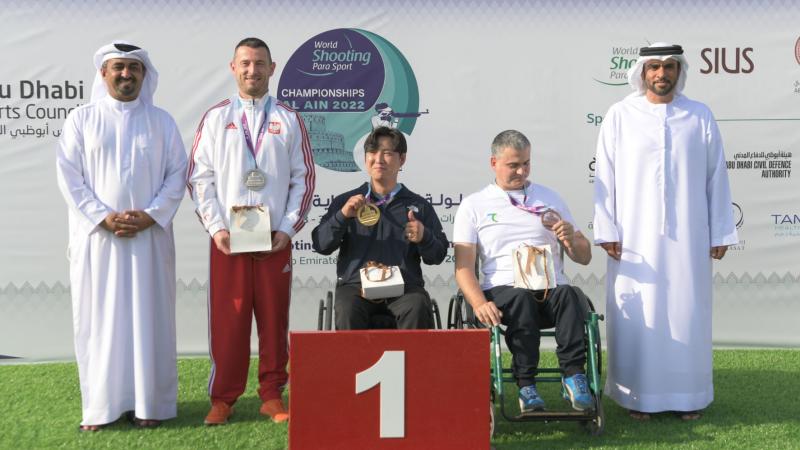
[{"xmin": 357, "ymin": 203, "xmax": 380, "ymax": 226}]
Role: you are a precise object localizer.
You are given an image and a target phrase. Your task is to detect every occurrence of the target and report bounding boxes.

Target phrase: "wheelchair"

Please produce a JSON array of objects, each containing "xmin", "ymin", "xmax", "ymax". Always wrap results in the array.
[
  {"xmin": 447, "ymin": 286, "xmax": 605, "ymax": 436},
  {"xmin": 317, "ymin": 290, "xmax": 443, "ymax": 330}
]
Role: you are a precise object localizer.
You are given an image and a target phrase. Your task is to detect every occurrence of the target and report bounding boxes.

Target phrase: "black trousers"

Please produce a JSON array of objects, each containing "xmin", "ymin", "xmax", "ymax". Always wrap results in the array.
[
  {"xmin": 335, "ymin": 284, "xmax": 434, "ymax": 330},
  {"xmin": 485, "ymin": 285, "xmax": 588, "ymax": 387}
]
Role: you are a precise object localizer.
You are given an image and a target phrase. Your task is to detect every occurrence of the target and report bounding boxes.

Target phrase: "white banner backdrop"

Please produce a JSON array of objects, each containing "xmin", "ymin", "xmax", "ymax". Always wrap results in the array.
[{"xmin": 1, "ymin": 0, "xmax": 798, "ymax": 360}]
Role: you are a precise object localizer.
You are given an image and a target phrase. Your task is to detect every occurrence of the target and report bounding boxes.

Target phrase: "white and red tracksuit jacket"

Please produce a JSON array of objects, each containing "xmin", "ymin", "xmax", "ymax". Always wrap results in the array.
[{"xmin": 187, "ymin": 94, "xmax": 315, "ymax": 238}]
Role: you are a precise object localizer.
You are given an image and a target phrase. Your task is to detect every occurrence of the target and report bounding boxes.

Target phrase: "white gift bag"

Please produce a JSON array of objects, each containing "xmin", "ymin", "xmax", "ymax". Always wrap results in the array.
[
  {"xmin": 512, "ymin": 245, "xmax": 556, "ymax": 295},
  {"xmin": 229, "ymin": 205, "xmax": 272, "ymax": 254},
  {"xmin": 360, "ymin": 261, "xmax": 405, "ymax": 300}
]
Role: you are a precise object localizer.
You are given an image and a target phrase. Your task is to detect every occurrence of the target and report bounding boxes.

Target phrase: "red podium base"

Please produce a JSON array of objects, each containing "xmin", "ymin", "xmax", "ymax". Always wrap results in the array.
[{"xmin": 289, "ymin": 329, "xmax": 489, "ymax": 449}]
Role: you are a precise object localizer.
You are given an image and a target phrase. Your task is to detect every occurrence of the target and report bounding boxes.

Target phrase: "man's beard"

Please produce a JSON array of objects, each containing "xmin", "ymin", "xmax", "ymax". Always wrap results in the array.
[
  {"xmin": 648, "ymin": 78, "xmax": 675, "ymax": 96},
  {"xmin": 115, "ymin": 77, "xmax": 138, "ymax": 96}
]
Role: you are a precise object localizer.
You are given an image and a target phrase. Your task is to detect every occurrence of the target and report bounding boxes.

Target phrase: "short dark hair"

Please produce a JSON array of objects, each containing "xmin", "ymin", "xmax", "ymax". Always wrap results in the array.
[
  {"xmin": 364, "ymin": 126, "xmax": 407, "ymax": 154},
  {"xmin": 491, "ymin": 130, "xmax": 530, "ymax": 156},
  {"xmin": 235, "ymin": 37, "xmax": 272, "ymax": 61}
]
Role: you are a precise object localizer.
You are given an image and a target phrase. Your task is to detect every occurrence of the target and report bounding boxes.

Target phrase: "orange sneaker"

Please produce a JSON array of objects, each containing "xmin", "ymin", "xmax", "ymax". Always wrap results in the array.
[
  {"xmin": 204, "ymin": 401, "xmax": 233, "ymax": 425},
  {"xmin": 260, "ymin": 399, "xmax": 289, "ymax": 423}
]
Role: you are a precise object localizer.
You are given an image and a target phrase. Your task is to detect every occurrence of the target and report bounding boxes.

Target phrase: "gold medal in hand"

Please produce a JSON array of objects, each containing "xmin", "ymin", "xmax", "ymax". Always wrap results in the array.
[{"xmin": 357, "ymin": 203, "xmax": 380, "ymax": 226}]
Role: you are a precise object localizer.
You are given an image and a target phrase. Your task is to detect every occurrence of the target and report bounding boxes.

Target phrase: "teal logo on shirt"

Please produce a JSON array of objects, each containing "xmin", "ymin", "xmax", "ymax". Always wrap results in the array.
[{"xmin": 487, "ymin": 213, "xmax": 499, "ymax": 223}]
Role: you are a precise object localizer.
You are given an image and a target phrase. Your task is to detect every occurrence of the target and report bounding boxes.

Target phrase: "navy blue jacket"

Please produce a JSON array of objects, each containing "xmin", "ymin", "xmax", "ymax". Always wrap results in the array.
[{"xmin": 311, "ymin": 183, "xmax": 449, "ymax": 287}]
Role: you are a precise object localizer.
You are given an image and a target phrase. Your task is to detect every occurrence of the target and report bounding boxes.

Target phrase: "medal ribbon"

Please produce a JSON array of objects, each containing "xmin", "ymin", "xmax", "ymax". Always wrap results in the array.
[
  {"xmin": 366, "ymin": 183, "xmax": 402, "ymax": 207},
  {"xmin": 507, "ymin": 188, "xmax": 547, "ymax": 215},
  {"xmin": 240, "ymin": 97, "xmax": 272, "ymax": 168}
]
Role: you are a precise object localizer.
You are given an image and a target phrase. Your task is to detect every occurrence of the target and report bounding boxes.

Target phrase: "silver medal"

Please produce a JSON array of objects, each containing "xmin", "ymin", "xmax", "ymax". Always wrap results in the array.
[{"xmin": 243, "ymin": 169, "xmax": 267, "ymax": 191}]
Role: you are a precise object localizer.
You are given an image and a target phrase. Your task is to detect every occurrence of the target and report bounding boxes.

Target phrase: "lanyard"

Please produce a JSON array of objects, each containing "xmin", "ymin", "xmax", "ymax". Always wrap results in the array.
[
  {"xmin": 366, "ymin": 183, "xmax": 402, "ymax": 207},
  {"xmin": 240, "ymin": 97, "xmax": 271, "ymax": 167},
  {"xmin": 506, "ymin": 185, "xmax": 547, "ymax": 215}
]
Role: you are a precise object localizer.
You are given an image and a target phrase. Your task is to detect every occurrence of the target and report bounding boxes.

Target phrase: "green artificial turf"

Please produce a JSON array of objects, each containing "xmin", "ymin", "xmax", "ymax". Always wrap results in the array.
[{"xmin": 0, "ymin": 350, "xmax": 798, "ymax": 449}]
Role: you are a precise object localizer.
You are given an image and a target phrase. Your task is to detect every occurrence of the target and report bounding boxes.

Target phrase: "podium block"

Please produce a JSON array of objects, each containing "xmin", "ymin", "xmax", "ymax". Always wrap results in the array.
[{"xmin": 289, "ymin": 329, "xmax": 489, "ymax": 449}]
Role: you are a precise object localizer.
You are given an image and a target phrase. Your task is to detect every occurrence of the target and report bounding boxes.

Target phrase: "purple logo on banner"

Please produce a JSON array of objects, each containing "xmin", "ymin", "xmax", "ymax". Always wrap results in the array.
[
  {"xmin": 278, "ymin": 29, "xmax": 426, "ymax": 173},
  {"xmin": 279, "ymin": 29, "xmax": 384, "ymax": 113}
]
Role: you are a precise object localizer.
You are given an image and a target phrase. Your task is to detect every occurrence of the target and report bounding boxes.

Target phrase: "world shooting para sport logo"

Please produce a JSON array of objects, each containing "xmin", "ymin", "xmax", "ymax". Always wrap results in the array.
[
  {"xmin": 592, "ymin": 44, "xmax": 640, "ymax": 87},
  {"xmin": 278, "ymin": 28, "xmax": 428, "ymax": 173}
]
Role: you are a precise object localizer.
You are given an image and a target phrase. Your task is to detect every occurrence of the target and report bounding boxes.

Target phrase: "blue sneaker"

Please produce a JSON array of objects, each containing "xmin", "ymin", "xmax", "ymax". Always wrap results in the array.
[
  {"xmin": 518, "ymin": 385, "xmax": 546, "ymax": 413},
  {"xmin": 562, "ymin": 373, "xmax": 593, "ymax": 411}
]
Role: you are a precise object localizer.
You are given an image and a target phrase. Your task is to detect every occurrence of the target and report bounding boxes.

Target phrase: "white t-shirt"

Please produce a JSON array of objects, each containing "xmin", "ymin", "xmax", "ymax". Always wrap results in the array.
[{"xmin": 453, "ymin": 182, "xmax": 578, "ymax": 290}]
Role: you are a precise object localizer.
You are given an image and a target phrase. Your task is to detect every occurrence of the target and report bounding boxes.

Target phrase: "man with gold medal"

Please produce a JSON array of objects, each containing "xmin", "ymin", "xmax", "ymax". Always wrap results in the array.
[{"xmin": 312, "ymin": 127, "xmax": 449, "ymax": 329}]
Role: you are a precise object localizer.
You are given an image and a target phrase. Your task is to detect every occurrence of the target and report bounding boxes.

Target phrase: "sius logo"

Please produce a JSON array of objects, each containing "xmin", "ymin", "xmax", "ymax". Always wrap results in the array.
[
  {"xmin": 700, "ymin": 47, "xmax": 754, "ymax": 74},
  {"xmin": 587, "ymin": 157, "xmax": 596, "ymax": 183}
]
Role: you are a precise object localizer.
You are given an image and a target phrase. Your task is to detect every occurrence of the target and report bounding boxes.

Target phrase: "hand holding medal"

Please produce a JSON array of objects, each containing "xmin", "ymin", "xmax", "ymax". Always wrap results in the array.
[
  {"xmin": 341, "ymin": 194, "xmax": 367, "ymax": 218},
  {"xmin": 342, "ymin": 194, "xmax": 381, "ymax": 226},
  {"xmin": 542, "ymin": 209, "xmax": 575, "ymax": 250},
  {"xmin": 540, "ymin": 208, "xmax": 561, "ymax": 231}
]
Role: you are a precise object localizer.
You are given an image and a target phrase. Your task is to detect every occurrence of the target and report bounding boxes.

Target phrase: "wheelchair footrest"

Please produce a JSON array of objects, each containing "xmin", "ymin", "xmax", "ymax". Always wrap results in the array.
[{"xmin": 513, "ymin": 409, "xmax": 597, "ymax": 421}]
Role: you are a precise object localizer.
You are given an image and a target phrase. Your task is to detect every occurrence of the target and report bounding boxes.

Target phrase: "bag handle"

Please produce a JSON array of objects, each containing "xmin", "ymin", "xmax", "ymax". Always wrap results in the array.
[
  {"xmin": 516, "ymin": 245, "xmax": 550, "ymax": 302},
  {"xmin": 363, "ymin": 261, "xmax": 392, "ymax": 282}
]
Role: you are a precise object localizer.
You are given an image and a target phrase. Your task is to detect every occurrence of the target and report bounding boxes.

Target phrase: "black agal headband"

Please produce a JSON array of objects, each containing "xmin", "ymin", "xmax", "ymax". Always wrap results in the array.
[{"xmin": 639, "ymin": 45, "xmax": 684, "ymax": 57}]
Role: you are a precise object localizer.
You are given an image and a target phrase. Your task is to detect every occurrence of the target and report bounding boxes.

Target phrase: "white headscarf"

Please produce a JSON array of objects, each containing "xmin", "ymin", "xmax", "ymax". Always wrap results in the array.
[
  {"xmin": 90, "ymin": 41, "xmax": 158, "ymax": 104},
  {"xmin": 627, "ymin": 42, "xmax": 689, "ymax": 96}
]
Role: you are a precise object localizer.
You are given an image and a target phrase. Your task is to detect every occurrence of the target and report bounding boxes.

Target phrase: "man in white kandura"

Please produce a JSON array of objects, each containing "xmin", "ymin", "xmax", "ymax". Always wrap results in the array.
[
  {"xmin": 56, "ymin": 41, "xmax": 187, "ymax": 431},
  {"xmin": 593, "ymin": 42, "xmax": 738, "ymax": 421}
]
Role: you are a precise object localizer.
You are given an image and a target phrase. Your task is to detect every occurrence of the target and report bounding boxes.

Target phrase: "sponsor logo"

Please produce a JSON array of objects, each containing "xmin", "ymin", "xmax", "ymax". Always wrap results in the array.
[
  {"xmin": 587, "ymin": 156, "xmax": 596, "ymax": 184},
  {"xmin": 732, "ymin": 202, "xmax": 744, "ymax": 229},
  {"xmin": 795, "ymin": 37, "xmax": 800, "ymax": 65},
  {"xmin": 487, "ymin": 213, "xmax": 498, "ymax": 223},
  {"xmin": 699, "ymin": 47, "xmax": 754, "ymax": 74},
  {"xmin": 268, "ymin": 121, "xmax": 282, "ymax": 134},
  {"xmin": 224, "ymin": 122, "xmax": 237, "ymax": 130},
  {"xmin": 728, "ymin": 202, "xmax": 745, "ymax": 251},
  {"xmin": 772, "ymin": 213, "xmax": 800, "ymax": 237},
  {"xmin": 793, "ymin": 37, "xmax": 800, "ymax": 94},
  {"xmin": 727, "ymin": 150, "xmax": 792, "ymax": 179},
  {"xmin": 278, "ymin": 28, "xmax": 427, "ymax": 172},
  {"xmin": 592, "ymin": 44, "xmax": 640, "ymax": 86},
  {"xmin": 586, "ymin": 113, "xmax": 603, "ymax": 127}
]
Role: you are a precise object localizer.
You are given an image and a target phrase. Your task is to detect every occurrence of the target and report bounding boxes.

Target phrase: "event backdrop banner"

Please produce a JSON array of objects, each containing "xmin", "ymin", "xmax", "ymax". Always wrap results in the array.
[{"xmin": 1, "ymin": 0, "xmax": 798, "ymax": 359}]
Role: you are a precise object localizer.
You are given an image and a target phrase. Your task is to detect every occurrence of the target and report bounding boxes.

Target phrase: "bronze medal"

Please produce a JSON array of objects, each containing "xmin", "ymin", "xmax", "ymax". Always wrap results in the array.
[{"xmin": 357, "ymin": 203, "xmax": 380, "ymax": 226}]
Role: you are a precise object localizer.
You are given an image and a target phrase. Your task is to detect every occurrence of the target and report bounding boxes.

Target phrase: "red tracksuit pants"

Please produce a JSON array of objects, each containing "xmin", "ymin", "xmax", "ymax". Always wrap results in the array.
[{"xmin": 207, "ymin": 241, "xmax": 291, "ymax": 404}]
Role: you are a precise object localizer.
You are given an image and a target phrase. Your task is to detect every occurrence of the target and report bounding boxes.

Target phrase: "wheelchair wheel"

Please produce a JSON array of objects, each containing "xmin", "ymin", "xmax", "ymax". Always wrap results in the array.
[
  {"xmin": 579, "ymin": 396, "xmax": 605, "ymax": 436},
  {"xmin": 324, "ymin": 291, "xmax": 333, "ymax": 330},
  {"xmin": 489, "ymin": 400, "xmax": 495, "ymax": 438},
  {"xmin": 582, "ymin": 293, "xmax": 603, "ymax": 376},
  {"xmin": 431, "ymin": 298, "xmax": 442, "ymax": 329},
  {"xmin": 447, "ymin": 292, "xmax": 478, "ymax": 329},
  {"xmin": 446, "ymin": 293, "xmax": 461, "ymax": 329},
  {"xmin": 317, "ymin": 299, "xmax": 325, "ymax": 331}
]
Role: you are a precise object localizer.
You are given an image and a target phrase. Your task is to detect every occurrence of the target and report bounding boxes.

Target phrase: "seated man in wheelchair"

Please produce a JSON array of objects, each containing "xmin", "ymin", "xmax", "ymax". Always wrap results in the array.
[
  {"xmin": 311, "ymin": 127, "xmax": 449, "ymax": 329},
  {"xmin": 453, "ymin": 130, "xmax": 593, "ymax": 412}
]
